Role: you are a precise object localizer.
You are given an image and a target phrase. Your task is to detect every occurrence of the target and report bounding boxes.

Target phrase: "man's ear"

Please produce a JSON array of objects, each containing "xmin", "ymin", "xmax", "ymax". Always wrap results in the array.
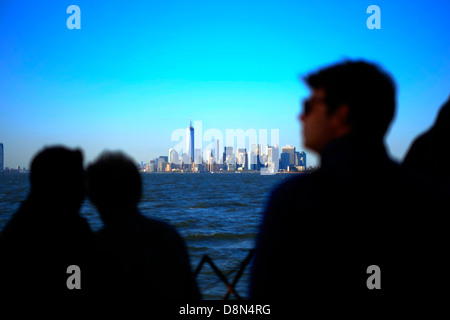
[{"xmin": 331, "ymin": 104, "xmax": 352, "ymax": 135}]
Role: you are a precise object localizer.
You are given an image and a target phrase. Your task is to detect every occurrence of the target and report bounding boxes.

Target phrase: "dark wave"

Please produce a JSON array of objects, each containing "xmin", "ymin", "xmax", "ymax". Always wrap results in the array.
[
  {"xmin": 189, "ymin": 203, "xmax": 210, "ymax": 209},
  {"xmin": 185, "ymin": 232, "xmax": 257, "ymax": 241},
  {"xmin": 189, "ymin": 201, "xmax": 249, "ymax": 209}
]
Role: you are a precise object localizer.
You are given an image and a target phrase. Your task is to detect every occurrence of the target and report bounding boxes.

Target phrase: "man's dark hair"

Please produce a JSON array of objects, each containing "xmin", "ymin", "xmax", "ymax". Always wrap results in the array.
[
  {"xmin": 87, "ymin": 151, "xmax": 142, "ymax": 208},
  {"xmin": 304, "ymin": 60, "xmax": 396, "ymax": 139},
  {"xmin": 29, "ymin": 146, "xmax": 85, "ymax": 206}
]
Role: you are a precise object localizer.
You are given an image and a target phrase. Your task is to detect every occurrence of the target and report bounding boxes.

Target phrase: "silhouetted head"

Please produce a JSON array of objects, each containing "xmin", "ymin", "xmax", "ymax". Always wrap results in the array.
[
  {"xmin": 87, "ymin": 151, "xmax": 142, "ymax": 220},
  {"xmin": 300, "ymin": 60, "xmax": 396, "ymax": 153},
  {"xmin": 431, "ymin": 95, "xmax": 450, "ymax": 136},
  {"xmin": 29, "ymin": 146, "xmax": 85, "ymax": 210}
]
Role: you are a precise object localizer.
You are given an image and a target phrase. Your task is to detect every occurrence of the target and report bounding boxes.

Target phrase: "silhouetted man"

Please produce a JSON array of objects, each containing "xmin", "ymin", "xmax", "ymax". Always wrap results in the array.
[
  {"xmin": 87, "ymin": 151, "xmax": 200, "ymax": 304},
  {"xmin": 0, "ymin": 146, "xmax": 94, "ymax": 306},
  {"xmin": 404, "ymin": 95, "xmax": 450, "ymax": 189},
  {"xmin": 250, "ymin": 61, "xmax": 447, "ymax": 307}
]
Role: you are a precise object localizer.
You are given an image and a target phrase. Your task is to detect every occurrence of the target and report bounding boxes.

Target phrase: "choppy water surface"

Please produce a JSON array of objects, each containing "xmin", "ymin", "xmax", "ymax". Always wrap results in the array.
[{"xmin": 0, "ymin": 172, "xmax": 288, "ymax": 299}]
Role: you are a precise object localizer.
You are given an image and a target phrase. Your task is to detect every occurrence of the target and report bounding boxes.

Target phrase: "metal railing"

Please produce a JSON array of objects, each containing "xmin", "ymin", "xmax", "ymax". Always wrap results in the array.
[{"xmin": 193, "ymin": 249, "xmax": 255, "ymax": 300}]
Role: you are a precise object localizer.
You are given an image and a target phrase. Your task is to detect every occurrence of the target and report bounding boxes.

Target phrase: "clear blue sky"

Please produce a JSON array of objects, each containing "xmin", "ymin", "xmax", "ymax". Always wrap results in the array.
[{"xmin": 1, "ymin": 0, "xmax": 449, "ymax": 168}]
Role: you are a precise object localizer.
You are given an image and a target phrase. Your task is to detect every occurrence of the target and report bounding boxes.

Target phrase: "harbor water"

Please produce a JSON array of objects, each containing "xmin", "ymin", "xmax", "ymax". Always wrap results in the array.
[{"xmin": 0, "ymin": 172, "xmax": 288, "ymax": 299}]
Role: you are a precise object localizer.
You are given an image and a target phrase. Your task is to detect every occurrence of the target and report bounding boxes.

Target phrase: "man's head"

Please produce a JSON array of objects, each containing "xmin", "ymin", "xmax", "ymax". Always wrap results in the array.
[
  {"xmin": 30, "ymin": 146, "xmax": 85, "ymax": 210},
  {"xmin": 87, "ymin": 151, "xmax": 142, "ymax": 219},
  {"xmin": 300, "ymin": 60, "xmax": 396, "ymax": 153}
]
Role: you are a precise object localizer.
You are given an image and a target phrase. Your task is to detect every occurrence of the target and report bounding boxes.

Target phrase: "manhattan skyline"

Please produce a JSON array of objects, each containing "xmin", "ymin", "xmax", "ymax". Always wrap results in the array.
[
  {"xmin": 1, "ymin": 1, "xmax": 449, "ymax": 169},
  {"xmin": 0, "ymin": 119, "xmax": 309, "ymax": 172}
]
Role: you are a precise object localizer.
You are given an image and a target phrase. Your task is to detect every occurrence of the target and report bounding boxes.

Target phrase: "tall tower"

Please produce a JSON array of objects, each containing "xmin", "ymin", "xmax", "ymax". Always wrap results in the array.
[
  {"xmin": 0, "ymin": 143, "xmax": 3, "ymax": 171},
  {"xmin": 186, "ymin": 121, "xmax": 194, "ymax": 164},
  {"xmin": 215, "ymin": 139, "xmax": 220, "ymax": 164}
]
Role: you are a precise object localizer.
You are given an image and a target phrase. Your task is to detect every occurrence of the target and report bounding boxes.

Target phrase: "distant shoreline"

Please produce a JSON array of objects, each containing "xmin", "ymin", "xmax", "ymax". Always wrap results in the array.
[
  {"xmin": 141, "ymin": 170, "xmax": 316, "ymax": 175},
  {"xmin": 0, "ymin": 171, "xmax": 29, "ymax": 175}
]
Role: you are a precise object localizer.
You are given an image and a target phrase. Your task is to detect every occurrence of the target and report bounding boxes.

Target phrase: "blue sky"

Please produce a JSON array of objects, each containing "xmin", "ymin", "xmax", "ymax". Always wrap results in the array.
[{"xmin": 1, "ymin": 0, "xmax": 449, "ymax": 168}]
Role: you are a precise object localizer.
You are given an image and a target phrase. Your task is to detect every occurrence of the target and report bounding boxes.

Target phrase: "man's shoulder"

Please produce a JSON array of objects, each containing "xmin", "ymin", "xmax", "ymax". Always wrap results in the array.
[
  {"xmin": 271, "ymin": 172, "xmax": 320, "ymax": 198},
  {"xmin": 138, "ymin": 215, "xmax": 183, "ymax": 240}
]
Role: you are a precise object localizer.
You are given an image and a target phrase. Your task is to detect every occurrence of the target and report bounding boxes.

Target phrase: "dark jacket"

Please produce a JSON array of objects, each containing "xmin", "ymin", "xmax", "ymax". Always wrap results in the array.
[
  {"xmin": 94, "ymin": 211, "xmax": 201, "ymax": 304},
  {"xmin": 0, "ymin": 198, "xmax": 95, "ymax": 305},
  {"xmin": 250, "ymin": 134, "xmax": 448, "ymax": 305},
  {"xmin": 404, "ymin": 96, "xmax": 450, "ymax": 188}
]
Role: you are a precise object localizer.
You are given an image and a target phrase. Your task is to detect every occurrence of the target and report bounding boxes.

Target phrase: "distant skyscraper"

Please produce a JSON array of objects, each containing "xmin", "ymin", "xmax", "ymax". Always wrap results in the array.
[
  {"xmin": 294, "ymin": 151, "xmax": 300, "ymax": 166},
  {"xmin": 280, "ymin": 152, "xmax": 290, "ymax": 170},
  {"xmin": 267, "ymin": 145, "xmax": 279, "ymax": 166},
  {"xmin": 223, "ymin": 146, "xmax": 234, "ymax": 165},
  {"xmin": 186, "ymin": 121, "xmax": 194, "ymax": 164},
  {"xmin": 265, "ymin": 145, "xmax": 279, "ymax": 174},
  {"xmin": 302, "ymin": 151, "xmax": 307, "ymax": 168},
  {"xmin": 295, "ymin": 151, "xmax": 307, "ymax": 168},
  {"xmin": 216, "ymin": 139, "xmax": 220, "ymax": 163},
  {"xmin": 249, "ymin": 144, "xmax": 257, "ymax": 170},
  {"xmin": 236, "ymin": 148, "xmax": 247, "ymax": 168},
  {"xmin": 0, "ymin": 143, "xmax": 3, "ymax": 171},
  {"xmin": 281, "ymin": 145, "xmax": 295, "ymax": 165},
  {"xmin": 194, "ymin": 148, "xmax": 202, "ymax": 164},
  {"xmin": 168, "ymin": 148, "xmax": 180, "ymax": 165},
  {"xmin": 159, "ymin": 156, "xmax": 168, "ymax": 163},
  {"xmin": 249, "ymin": 144, "xmax": 263, "ymax": 170}
]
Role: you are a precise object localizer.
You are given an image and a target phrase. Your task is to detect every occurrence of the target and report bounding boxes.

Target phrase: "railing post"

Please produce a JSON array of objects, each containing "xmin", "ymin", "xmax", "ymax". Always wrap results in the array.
[{"xmin": 193, "ymin": 249, "xmax": 255, "ymax": 300}]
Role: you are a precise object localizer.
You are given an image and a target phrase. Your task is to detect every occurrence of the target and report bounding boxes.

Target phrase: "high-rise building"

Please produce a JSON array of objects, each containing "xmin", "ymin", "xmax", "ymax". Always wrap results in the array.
[
  {"xmin": 236, "ymin": 148, "xmax": 246, "ymax": 168},
  {"xmin": 281, "ymin": 145, "xmax": 295, "ymax": 166},
  {"xmin": 244, "ymin": 151, "xmax": 249, "ymax": 170},
  {"xmin": 194, "ymin": 148, "xmax": 202, "ymax": 164},
  {"xmin": 223, "ymin": 146, "xmax": 234, "ymax": 165},
  {"xmin": 295, "ymin": 151, "xmax": 307, "ymax": 168},
  {"xmin": 249, "ymin": 144, "xmax": 258, "ymax": 171},
  {"xmin": 207, "ymin": 149, "xmax": 215, "ymax": 165},
  {"xmin": 0, "ymin": 143, "xmax": 3, "ymax": 171},
  {"xmin": 168, "ymin": 148, "xmax": 180, "ymax": 164},
  {"xmin": 159, "ymin": 156, "xmax": 168, "ymax": 163},
  {"xmin": 186, "ymin": 121, "xmax": 194, "ymax": 164},
  {"xmin": 182, "ymin": 153, "xmax": 191, "ymax": 164},
  {"xmin": 267, "ymin": 145, "xmax": 279, "ymax": 165},
  {"xmin": 249, "ymin": 144, "xmax": 264, "ymax": 171},
  {"xmin": 157, "ymin": 156, "xmax": 168, "ymax": 172},
  {"xmin": 147, "ymin": 161, "xmax": 157, "ymax": 173},
  {"xmin": 216, "ymin": 139, "xmax": 220, "ymax": 163},
  {"xmin": 280, "ymin": 152, "xmax": 290, "ymax": 170},
  {"xmin": 261, "ymin": 145, "xmax": 277, "ymax": 173}
]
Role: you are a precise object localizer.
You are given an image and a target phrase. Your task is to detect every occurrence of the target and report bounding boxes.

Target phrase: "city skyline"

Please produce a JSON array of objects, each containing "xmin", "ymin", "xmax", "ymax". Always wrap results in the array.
[
  {"xmin": 1, "ymin": 1, "xmax": 449, "ymax": 169},
  {"xmin": 159, "ymin": 122, "xmax": 308, "ymax": 171},
  {"xmin": 142, "ymin": 121, "xmax": 308, "ymax": 174},
  {"xmin": 0, "ymin": 122, "xmax": 310, "ymax": 172}
]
